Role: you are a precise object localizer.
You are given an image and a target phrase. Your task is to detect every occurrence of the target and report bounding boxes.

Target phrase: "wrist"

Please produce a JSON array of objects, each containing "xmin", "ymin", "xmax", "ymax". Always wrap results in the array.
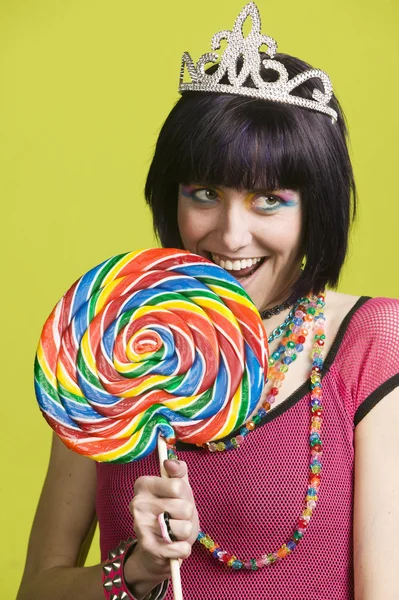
[
  {"xmin": 124, "ymin": 542, "xmax": 168, "ymax": 599},
  {"xmin": 102, "ymin": 538, "xmax": 168, "ymax": 600}
]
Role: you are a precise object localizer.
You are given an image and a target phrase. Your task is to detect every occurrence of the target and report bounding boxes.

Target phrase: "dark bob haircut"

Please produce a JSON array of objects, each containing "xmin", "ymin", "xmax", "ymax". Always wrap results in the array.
[{"xmin": 144, "ymin": 53, "xmax": 357, "ymax": 299}]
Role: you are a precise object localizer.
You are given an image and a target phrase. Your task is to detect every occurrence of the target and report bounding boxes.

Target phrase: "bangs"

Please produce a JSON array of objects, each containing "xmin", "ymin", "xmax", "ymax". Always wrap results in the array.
[{"xmin": 167, "ymin": 95, "xmax": 308, "ymax": 193}]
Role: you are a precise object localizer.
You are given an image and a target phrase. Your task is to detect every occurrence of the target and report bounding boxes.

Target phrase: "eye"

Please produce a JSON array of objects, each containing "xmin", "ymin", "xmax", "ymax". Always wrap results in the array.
[
  {"xmin": 252, "ymin": 194, "xmax": 282, "ymax": 211},
  {"xmin": 192, "ymin": 188, "xmax": 218, "ymax": 202}
]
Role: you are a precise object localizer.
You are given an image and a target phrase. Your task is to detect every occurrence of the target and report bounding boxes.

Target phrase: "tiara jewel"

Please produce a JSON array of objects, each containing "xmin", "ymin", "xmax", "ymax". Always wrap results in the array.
[{"xmin": 178, "ymin": 2, "xmax": 338, "ymax": 123}]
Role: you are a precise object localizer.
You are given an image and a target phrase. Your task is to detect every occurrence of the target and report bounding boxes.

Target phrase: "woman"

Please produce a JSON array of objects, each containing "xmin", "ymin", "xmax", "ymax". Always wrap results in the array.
[{"xmin": 17, "ymin": 3, "xmax": 399, "ymax": 599}]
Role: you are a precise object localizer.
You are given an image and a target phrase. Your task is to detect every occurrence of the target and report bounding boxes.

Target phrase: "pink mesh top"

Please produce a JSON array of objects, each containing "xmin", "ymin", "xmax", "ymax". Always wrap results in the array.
[{"xmin": 96, "ymin": 297, "xmax": 399, "ymax": 600}]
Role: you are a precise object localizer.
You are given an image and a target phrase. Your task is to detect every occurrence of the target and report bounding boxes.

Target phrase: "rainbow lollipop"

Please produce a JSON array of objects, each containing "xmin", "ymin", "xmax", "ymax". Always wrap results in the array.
[{"xmin": 35, "ymin": 248, "xmax": 268, "ymax": 461}]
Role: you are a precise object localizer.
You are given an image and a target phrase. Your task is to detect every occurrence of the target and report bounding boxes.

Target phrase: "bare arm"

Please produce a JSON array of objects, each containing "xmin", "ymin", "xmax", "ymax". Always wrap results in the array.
[
  {"xmin": 354, "ymin": 387, "xmax": 399, "ymax": 599},
  {"xmin": 17, "ymin": 434, "xmax": 198, "ymax": 600},
  {"xmin": 16, "ymin": 434, "xmax": 158, "ymax": 599},
  {"xmin": 17, "ymin": 433, "xmax": 105, "ymax": 599}
]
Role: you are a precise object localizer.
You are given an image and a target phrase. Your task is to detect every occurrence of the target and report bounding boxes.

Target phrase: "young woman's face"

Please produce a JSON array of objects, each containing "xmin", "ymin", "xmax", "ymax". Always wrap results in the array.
[{"xmin": 177, "ymin": 183, "xmax": 303, "ymax": 311}]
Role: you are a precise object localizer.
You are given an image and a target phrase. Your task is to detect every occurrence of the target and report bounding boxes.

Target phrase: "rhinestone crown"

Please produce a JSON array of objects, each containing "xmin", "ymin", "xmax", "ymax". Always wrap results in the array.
[{"xmin": 178, "ymin": 2, "xmax": 338, "ymax": 123}]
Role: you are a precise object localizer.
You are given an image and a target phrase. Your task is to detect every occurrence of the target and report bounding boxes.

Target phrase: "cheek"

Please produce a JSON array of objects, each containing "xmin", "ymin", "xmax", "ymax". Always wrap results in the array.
[
  {"xmin": 253, "ymin": 217, "xmax": 302, "ymax": 260},
  {"xmin": 267, "ymin": 211, "xmax": 302, "ymax": 251},
  {"xmin": 177, "ymin": 201, "xmax": 212, "ymax": 249},
  {"xmin": 177, "ymin": 202, "xmax": 200, "ymax": 248}
]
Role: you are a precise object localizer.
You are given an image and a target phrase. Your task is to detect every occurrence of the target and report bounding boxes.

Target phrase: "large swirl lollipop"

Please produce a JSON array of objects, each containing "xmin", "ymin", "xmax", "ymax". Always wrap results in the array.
[{"xmin": 35, "ymin": 248, "xmax": 268, "ymax": 463}]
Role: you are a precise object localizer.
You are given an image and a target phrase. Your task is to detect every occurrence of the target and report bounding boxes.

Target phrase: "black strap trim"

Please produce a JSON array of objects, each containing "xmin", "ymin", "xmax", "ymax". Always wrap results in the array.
[
  {"xmin": 322, "ymin": 295, "xmax": 371, "ymax": 371},
  {"xmin": 354, "ymin": 373, "xmax": 399, "ymax": 426},
  {"xmin": 177, "ymin": 295, "xmax": 372, "ymax": 452}
]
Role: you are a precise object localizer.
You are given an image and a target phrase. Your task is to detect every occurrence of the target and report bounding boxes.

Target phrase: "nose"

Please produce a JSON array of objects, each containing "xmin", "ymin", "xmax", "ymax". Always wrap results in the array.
[{"xmin": 217, "ymin": 201, "xmax": 252, "ymax": 251}]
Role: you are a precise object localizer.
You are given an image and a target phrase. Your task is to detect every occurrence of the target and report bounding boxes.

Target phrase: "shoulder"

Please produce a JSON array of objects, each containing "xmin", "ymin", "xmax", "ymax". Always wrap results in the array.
[
  {"xmin": 346, "ymin": 297, "xmax": 399, "ymax": 344},
  {"xmin": 347, "ymin": 295, "xmax": 399, "ymax": 331},
  {"xmin": 325, "ymin": 292, "xmax": 399, "ymax": 421},
  {"xmin": 326, "ymin": 291, "xmax": 399, "ymax": 347}
]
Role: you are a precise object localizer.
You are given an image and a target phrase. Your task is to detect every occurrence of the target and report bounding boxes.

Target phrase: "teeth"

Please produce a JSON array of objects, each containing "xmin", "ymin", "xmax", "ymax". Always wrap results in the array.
[
  {"xmin": 211, "ymin": 254, "xmax": 263, "ymax": 271},
  {"xmin": 232, "ymin": 260, "xmax": 241, "ymax": 271}
]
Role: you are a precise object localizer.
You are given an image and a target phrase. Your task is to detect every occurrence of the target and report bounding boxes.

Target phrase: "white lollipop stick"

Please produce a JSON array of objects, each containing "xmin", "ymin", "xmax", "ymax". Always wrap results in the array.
[{"xmin": 157, "ymin": 435, "xmax": 183, "ymax": 600}]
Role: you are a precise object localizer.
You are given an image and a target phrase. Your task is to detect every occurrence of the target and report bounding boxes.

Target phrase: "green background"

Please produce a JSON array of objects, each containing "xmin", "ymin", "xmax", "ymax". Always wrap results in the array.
[{"xmin": 1, "ymin": 1, "xmax": 397, "ymax": 598}]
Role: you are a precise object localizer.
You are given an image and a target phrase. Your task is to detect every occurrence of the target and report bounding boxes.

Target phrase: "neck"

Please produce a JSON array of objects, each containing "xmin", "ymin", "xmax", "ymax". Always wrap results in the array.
[
  {"xmin": 260, "ymin": 263, "xmax": 303, "ymax": 312},
  {"xmin": 260, "ymin": 295, "xmax": 294, "ymax": 320}
]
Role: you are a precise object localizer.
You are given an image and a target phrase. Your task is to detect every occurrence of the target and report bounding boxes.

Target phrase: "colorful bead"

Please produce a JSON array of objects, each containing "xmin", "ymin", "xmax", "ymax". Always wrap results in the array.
[
  {"xmin": 310, "ymin": 475, "xmax": 321, "ymax": 488},
  {"xmin": 267, "ymin": 553, "xmax": 277, "ymax": 564},
  {"xmin": 300, "ymin": 515, "xmax": 310, "ymax": 525},
  {"xmin": 255, "ymin": 558, "xmax": 265, "ymax": 568},
  {"xmin": 277, "ymin": 545, "xmax": 288, "ymax": 558}
]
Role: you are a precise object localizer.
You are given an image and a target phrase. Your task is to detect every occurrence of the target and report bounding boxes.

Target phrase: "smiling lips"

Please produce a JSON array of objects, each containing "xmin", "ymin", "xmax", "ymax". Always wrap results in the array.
[{"xmin": 211, "ymin": 253, "xmax": 266, "ymax": 278}]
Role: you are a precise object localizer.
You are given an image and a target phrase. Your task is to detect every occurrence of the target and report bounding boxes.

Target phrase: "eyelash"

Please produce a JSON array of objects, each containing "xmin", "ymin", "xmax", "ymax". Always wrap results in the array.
[
  {"xmin": 188, "ymin": 188, "xmax": 284, "ymax": 212},
  {"xmin": 252, "ymin": 195, "xmax": 283, "ymax": 212},
  {"xmin": 188, "ymin": 188, "xmax": 218, "ymax": 203}
]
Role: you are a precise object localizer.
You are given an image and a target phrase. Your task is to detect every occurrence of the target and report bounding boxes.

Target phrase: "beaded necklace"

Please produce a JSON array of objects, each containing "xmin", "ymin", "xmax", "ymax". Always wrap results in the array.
[
  {"xmin": 259, "ymin": 295, "xmax": 295, "ymax": 320},
  {"xmin": 266, "ymin": 303, "xmax": 297, "ymax": 343},
  {"xmin": 168, "ymin": 292, "xmax": 325, "ymax": 571}
]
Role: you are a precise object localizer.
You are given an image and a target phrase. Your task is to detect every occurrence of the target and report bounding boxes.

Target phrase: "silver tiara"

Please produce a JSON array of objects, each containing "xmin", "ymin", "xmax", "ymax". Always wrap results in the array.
[{"xmin": 178, "ymin": 2, "xmax": 338, "ymax": 123}]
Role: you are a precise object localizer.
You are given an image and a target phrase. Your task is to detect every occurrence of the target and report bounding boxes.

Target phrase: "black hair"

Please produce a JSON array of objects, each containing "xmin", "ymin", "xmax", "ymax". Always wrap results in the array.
[{"xmin": 144, "ymin": 53, "xmax": 357, "ymax": 298}]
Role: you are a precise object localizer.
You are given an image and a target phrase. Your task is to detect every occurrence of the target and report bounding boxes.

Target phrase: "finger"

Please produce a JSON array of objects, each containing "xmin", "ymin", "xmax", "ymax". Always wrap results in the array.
[
  {"xmin": 155, "ymin": 498, "xmax": 194, "ymax": 521},
  {"xmin": 158, "ymin": 512, "xmax": 177, "ymax": 543},
  {"xmin": 165, "ymin": 517, "xmax": 193, "ymax": 542},
  {"xmin": 140, "ymin": 532, "xmax": 192, "ymax": 561},
  {"xmin": 158, "ymin": 512, "xmax": 193, "ymax": 543},
  {"xmin": 135, "ymin": 474, "xmax": 193, "ymax": 501},
  {"xmin": 163, "ymin": 459, "xmax": 190, "ymax": 485},
  {"xmin": 159, "ymin": 540, "xmax": 193, "ymax": 561},
  {"xmin": 134, "ymin": 497, "xmax": 194, "ymax": 523}
]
